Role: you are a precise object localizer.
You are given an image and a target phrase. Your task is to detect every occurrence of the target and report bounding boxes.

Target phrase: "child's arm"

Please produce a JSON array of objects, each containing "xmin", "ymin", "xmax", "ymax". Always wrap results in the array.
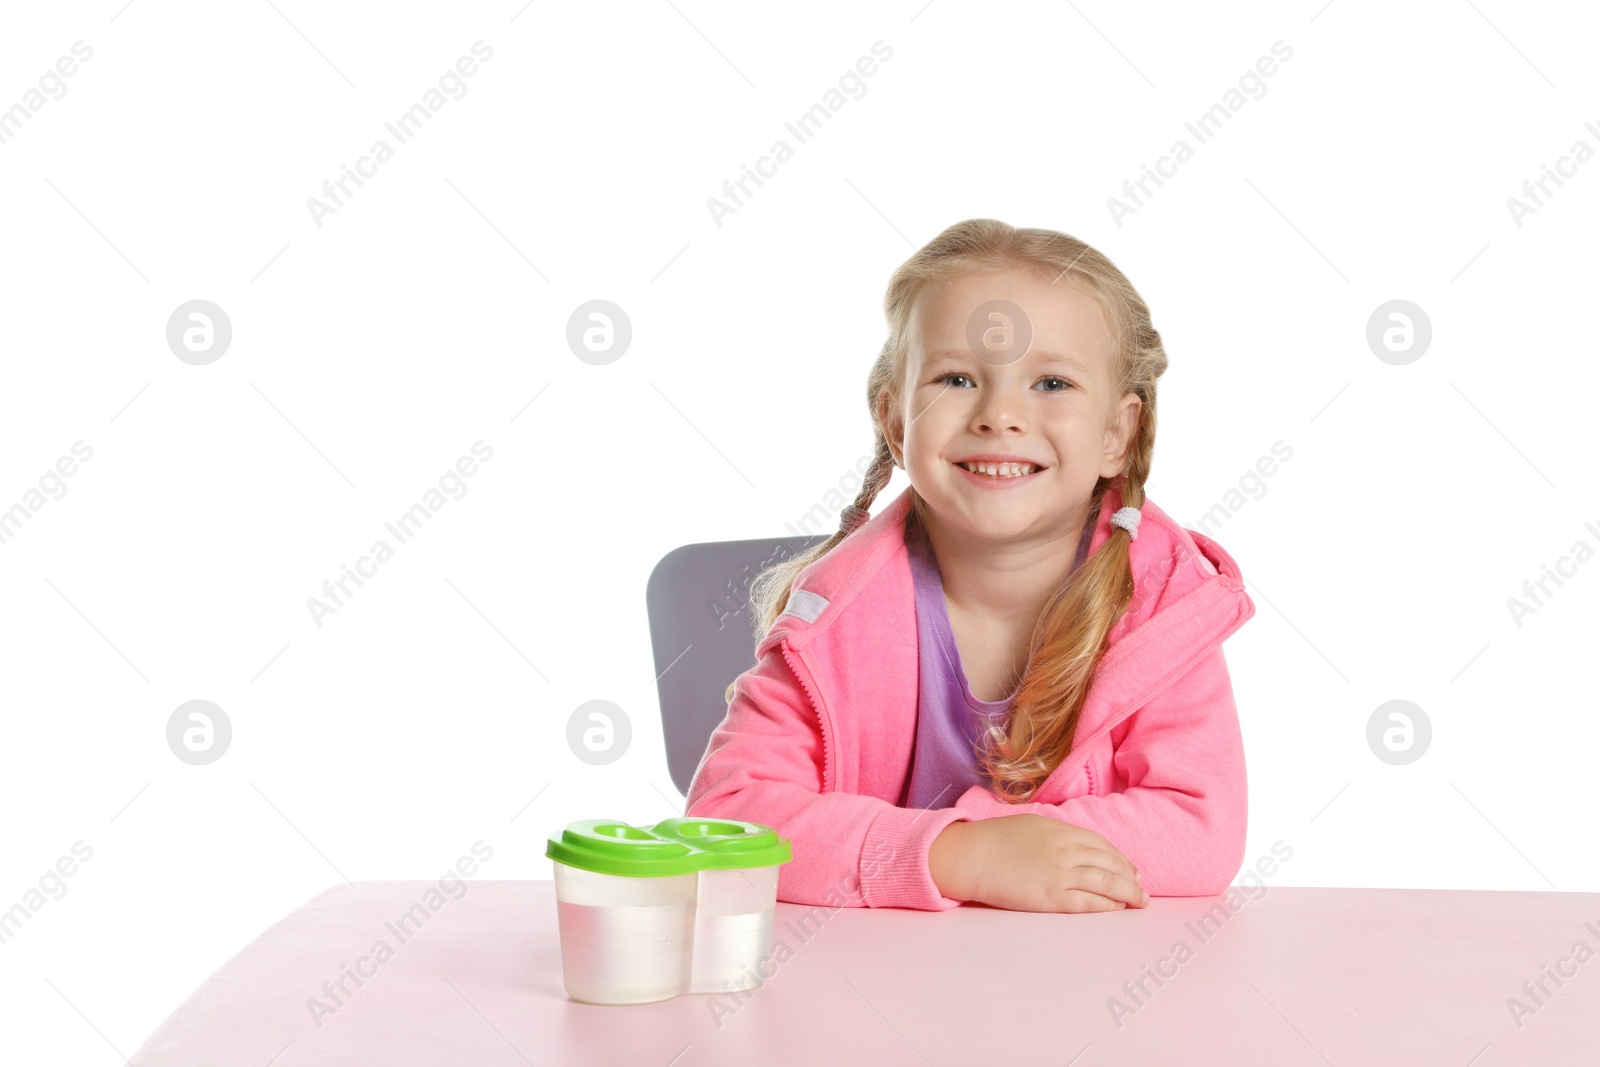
[
  {"xmin": 930, "ymin": 814, "xmax": 1148, "ymax": 912},
  {"xmin": 684, "ymin": 639, "xmax": 972, "ymax": 911},
  {"xmin": 949, "ymin": 645, "xmax": 1248, "ymax": 896}
]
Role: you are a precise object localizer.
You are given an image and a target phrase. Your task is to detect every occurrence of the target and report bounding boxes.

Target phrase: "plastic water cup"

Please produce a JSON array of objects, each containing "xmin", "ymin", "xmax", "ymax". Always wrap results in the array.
[
  {"xmin": 688, "ymin": 864, "xmax": 781, "ymax": 995},
  {"xmin": 550, "ymin": 860, "xmax": 695, "ymax": 1005},
  {"xmin": 547, "ymin": 818, "xmax": 791, "ymax": 1005}
]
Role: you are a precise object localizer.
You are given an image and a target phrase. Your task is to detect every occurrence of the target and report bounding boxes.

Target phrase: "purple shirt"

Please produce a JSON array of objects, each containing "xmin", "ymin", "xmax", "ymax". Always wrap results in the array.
[{"xmin": 903, "ymin": 512, "xmax": 1094, "ymax": 809}]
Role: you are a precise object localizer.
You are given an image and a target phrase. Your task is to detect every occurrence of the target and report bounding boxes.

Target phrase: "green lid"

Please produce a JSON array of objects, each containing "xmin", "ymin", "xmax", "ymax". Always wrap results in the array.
[
  {"xmin": 650, "ymin": 817, "xmax": 792, "ymax": 871},
  {"xmin": 546, "ymin": 819, "xmax": 703, "ymax": 878},
  {"xmin": 545, "ymin": 817, "xmax": 791, "ymax": 878}
]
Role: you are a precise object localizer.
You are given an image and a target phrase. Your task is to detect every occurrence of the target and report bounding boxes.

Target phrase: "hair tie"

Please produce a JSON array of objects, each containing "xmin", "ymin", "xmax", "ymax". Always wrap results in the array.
[
  {"xmin": 839, "ymin": 505, "xmax": 870, "ymax": 534},
  {"xmin": 1110, "ymin": 506, "xmax": 1142, "ymax": 540}
]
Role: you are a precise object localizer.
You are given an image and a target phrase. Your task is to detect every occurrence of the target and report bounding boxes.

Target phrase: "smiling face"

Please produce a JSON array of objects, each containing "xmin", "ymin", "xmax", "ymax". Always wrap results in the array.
[{"xmin": 880, "ymin": 265, "xmax": 1141, "ymax": 546}]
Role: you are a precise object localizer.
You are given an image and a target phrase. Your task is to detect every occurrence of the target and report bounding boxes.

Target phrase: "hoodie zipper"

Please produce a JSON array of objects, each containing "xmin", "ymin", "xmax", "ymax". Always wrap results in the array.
[{"xmin": 778, "ymin": 640, "xmax": 833, "ymax": 793}]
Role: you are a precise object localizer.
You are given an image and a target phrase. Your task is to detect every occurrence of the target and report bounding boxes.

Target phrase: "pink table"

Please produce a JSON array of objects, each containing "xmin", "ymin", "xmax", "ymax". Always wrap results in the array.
[{"xmin": 130, "ymin": 880, "xmax": 1600, "ymax": 1065}]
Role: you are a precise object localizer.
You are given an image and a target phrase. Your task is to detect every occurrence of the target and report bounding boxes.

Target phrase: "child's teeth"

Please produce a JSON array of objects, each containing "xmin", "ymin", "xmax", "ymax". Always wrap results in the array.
[{"xmin": 962, "ymin": 462, "xmax": 1037, "ymax": 477}]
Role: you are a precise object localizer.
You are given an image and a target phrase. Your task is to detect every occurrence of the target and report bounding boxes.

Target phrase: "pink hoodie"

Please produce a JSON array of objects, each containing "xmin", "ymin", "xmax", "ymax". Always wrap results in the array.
[{"xmin": 684, "ymin": 482, "xmax": 1255, "ymax": 911}]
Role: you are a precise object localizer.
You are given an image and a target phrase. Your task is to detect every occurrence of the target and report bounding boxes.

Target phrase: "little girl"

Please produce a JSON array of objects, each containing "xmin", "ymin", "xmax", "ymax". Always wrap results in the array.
[{"xmin": 685, "ymin": 218, "xmax": 1255, "ymax": 913}]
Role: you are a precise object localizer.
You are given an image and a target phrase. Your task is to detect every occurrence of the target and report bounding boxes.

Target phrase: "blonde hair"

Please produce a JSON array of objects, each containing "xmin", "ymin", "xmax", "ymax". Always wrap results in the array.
[{"xmin": 738, "ymin": 218, "xmax": 1168, "ymax": 803}]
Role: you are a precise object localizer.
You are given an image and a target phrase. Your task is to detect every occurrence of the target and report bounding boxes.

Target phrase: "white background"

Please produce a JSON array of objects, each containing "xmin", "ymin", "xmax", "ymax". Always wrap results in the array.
[{"xmin": 1, "ymin": 0, "xmax": 1596, "ymax": 1060}]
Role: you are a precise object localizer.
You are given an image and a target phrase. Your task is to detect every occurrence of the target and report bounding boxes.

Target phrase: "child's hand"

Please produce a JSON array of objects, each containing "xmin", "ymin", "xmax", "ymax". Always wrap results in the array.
[{"xmin": 930, "ymin": 814, "xmax": 1149, "ymax": 913}]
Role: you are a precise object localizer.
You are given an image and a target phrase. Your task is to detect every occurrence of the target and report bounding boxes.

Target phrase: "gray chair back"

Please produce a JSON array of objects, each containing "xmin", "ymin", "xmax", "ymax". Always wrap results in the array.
[{"xmin": 647, "ymin": 533, "xmax": 829, "ymax": 796}]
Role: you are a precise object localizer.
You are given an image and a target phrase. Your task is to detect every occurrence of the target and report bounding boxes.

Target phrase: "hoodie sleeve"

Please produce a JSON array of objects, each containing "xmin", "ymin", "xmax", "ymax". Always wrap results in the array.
[
  {"xmin": 684, "ymin": 636, "xmax": 972, "ymax": 912},
  {"xmin": 950, "ymin": 644, "xmax": 1247, "ymax": 897}
]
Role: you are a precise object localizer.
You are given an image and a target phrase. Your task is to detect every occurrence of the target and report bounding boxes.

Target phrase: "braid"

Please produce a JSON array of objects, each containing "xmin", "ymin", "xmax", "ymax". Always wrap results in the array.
[
  {"xmin": 740, "ymin": 433, "xmax": 897, "ymax": 671},
  {"xmin": 837, "ymin": 437, "xmax": 895, "ymax": 537}
]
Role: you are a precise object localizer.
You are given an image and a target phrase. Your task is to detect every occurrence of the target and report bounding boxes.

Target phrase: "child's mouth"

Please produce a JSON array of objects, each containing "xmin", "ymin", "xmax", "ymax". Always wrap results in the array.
[{"xmin": 952, "ymin": 461, "xmax": 1047, "ymax": 488}]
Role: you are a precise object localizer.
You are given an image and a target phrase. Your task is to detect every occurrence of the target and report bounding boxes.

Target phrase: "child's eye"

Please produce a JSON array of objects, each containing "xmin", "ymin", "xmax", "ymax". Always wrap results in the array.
[{"xmin": 936, "ymin": 374, "xmax": 1074, "ymax": 391}]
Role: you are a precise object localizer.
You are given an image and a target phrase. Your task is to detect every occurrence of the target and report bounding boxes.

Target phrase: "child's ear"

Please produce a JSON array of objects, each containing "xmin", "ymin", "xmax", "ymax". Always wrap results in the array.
[
  {"xmin": 1100, "ymin": 392, "xmax": 1142, "ymax": 477},
  {"xmin": 877, "ymin": 390, "xmax": 905, "ymax": 468}
]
